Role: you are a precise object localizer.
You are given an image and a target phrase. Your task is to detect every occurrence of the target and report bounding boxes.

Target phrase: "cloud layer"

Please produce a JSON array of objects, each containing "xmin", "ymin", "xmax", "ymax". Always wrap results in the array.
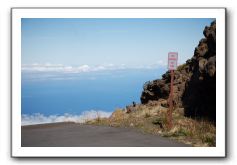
[
  {"xmin": 22, "ymin": 110, "xmax": 112, "ymax": 126},
  {"xmin": 22, "ymin": 63, "xmax": 126, "ymax": 73},
  {"xmin": 22, "ymin": 61, "xmax": 167, "ymax": 73}
]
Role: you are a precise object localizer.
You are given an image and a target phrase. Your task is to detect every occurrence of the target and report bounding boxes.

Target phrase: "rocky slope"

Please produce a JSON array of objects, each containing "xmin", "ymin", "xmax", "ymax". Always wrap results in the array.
[{"xmin": 140, "ymin": 21, "xmax": 216, "ymax": 121}]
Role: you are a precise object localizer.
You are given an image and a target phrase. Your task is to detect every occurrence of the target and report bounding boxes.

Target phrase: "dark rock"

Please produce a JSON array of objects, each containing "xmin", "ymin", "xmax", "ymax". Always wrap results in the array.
[
  {"xmin": 126, "ymin": 105, "xmax": 137, "ymax": 113},
  {"xmin": 140, "ymin": 20, "xmax": 216, "ymax": 122},
  {"xmin": 182, "ymin": 21, "xmax": 216, "ymax": 121},
  {"xmin": 132, "ymin": 101, "xmax": 136, "ymax": 107},
  {"xmin": 141, "ymin": 79, "xmax": 170, "ymax": 104},
  {"xmin": 195, "ymin": 42, "xmax": 208, "ymax": 57},
  {"xmin": 199, "ymin": 58, "xmax": 208, "ymax": 73},
  {"xmin": 206, "ymin": 56, "xmax": 216, "ymax": 77}
]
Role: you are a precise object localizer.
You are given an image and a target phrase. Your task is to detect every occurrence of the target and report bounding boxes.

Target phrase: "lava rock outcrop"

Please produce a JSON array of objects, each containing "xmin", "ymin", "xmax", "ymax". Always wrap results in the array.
[{"xmin": 140, "ymin": 21, "xmax": 216, "ymax": 121}]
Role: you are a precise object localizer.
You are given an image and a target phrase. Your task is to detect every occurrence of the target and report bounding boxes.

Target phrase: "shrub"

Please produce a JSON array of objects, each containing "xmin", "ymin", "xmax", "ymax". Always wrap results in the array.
[
  {"xmin": 201, "ymin": 133, "xmax": 216, "ymax": 146},
  {"xmin": 177, "ymin": 63, "xmax": 187, "ymax": 71},
  {"xmin": 144, "ymin": 112, "xmax": 151, "ymax": 118}
]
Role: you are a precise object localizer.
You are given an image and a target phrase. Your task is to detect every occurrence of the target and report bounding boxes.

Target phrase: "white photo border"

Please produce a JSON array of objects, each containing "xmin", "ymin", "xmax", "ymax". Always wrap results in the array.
[{"xmin": 11, "ymin": 8, "xmax": 226, "ymax": 157}]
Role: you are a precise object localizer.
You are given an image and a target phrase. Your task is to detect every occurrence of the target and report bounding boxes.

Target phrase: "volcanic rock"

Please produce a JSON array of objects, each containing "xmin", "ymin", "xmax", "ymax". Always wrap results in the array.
[{"xmin": 140, "ymin": 20, "xmax": 216, "ymax": 121}]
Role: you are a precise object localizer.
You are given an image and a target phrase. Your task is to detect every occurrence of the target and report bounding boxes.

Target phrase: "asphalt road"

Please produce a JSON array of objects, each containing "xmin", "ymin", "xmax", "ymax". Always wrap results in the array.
[{"xmin": 21, "ymin": 122, "xmax": 190, "ymax": 147}]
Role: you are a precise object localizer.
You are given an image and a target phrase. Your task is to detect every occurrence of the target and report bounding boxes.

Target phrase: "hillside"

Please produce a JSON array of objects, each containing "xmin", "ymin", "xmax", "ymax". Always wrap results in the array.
[{"xmin": 87, "ymin": 21, "xmax": 216, "ymax": 147}]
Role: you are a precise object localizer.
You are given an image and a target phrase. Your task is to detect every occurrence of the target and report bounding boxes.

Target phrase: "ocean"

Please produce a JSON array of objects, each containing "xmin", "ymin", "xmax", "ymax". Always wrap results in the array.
[{"xmin": 21, "ymin": 68, "xmax": 165, "ymax": 125}]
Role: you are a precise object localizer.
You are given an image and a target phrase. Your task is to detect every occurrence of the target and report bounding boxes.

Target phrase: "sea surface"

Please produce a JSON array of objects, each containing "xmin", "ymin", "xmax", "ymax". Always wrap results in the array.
[{"xmin": 21, "ymin": 68, "xmax": 165, "ymax": 125}]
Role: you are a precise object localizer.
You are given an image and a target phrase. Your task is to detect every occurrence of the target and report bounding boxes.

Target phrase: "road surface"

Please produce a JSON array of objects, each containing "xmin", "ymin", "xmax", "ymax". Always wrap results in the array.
[{"xmin": 21, "ymin": 122, "xmax": 190, "ymax": 147}]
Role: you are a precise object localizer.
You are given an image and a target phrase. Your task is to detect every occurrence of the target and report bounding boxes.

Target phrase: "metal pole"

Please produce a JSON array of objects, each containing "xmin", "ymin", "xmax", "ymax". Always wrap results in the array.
[{"xmin": 168, "ymin": 70, "xmax": 174, "ymax": 129}]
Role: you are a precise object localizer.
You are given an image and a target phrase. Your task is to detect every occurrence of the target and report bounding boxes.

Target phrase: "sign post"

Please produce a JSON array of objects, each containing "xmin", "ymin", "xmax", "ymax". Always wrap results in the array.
[{"xmin": 167, "ymin": 52, "xmax": 178, "ymax": 130}]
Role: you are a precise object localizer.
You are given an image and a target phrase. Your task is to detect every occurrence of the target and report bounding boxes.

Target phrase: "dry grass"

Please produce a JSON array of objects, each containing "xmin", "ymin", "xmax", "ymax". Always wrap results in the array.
[{"xmin": 86, "ymin": 104, "xmax": 216, "ymax": 147}]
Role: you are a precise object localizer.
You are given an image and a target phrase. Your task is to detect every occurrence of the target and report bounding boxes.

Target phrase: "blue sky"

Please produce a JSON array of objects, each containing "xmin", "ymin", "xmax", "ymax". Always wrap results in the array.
[
  {"xmin": 22, "ymin": 18, "xmax": 214, "ymax": 70},
  {"xmin": 21, "ymin": 18, "xmax": 215, "ymax": 124}
]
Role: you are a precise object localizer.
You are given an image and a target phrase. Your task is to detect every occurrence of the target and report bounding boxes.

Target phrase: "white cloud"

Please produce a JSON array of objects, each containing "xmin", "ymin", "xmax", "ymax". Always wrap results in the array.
[
  {"xmin": 22, "ymin": 63, "xmax": 125, "ymax": 73},
  {"xmin": 77, "ymin": 65, "xmax": 90, "ymax": 72},
  {"xmin": 21, "ymin": 110, "xmax": 112, "ymax": 126},
  {"xmin": 22, "ymin": 62, "xmax": 167, "ymax": 74},
  {"xmin": 22, "ymin": 63, "xmax": 66, "ymax": 72},
  {"xmin": 142, "ymin": 60, "xmax": 167, "ymax": 69},
  {"xmin": 156, "ymin": 60, "xmax": 167, "ymax": 66}
]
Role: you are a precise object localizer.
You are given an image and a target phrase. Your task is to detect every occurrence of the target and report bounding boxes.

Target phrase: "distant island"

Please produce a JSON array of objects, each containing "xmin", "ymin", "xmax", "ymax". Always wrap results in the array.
[{"xmin": 87, "ymin": 20, "xmax": 216, "ymax": 147}]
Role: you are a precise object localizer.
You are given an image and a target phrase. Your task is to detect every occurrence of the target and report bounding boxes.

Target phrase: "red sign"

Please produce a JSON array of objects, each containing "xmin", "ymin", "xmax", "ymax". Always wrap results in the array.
[{"xmin": 168, "ymin": 52, "xmax": 178, "ymax": 70}]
